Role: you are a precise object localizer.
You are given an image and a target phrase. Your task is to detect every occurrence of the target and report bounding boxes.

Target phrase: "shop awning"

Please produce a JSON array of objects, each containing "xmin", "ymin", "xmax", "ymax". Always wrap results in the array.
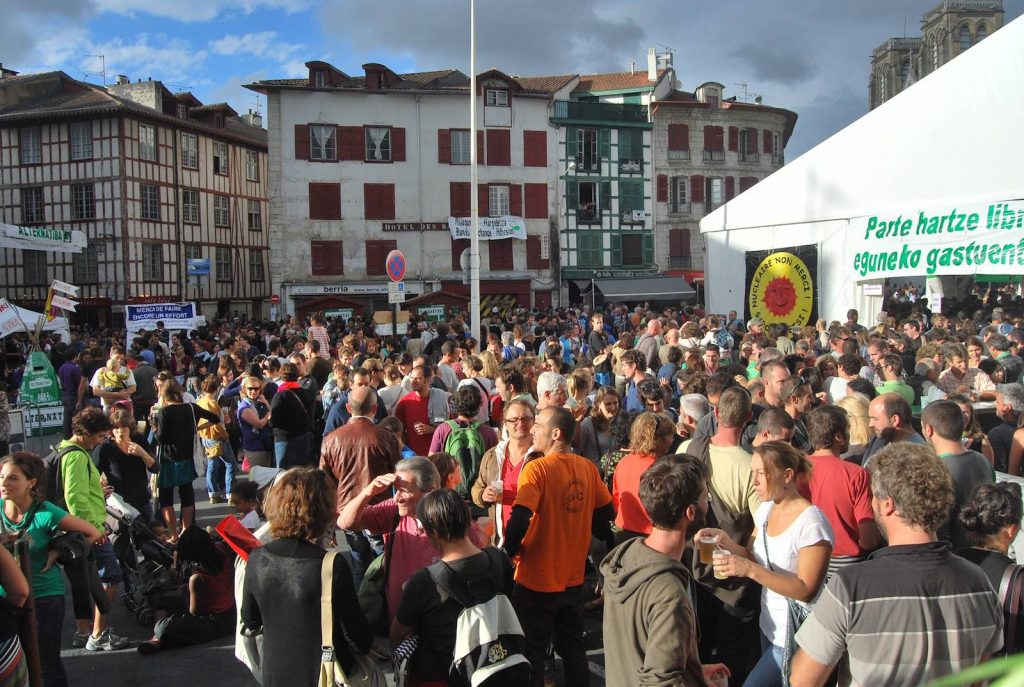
[{"xmin": 593, "ymin": 276, "xmax": 696, "ymax": 301}]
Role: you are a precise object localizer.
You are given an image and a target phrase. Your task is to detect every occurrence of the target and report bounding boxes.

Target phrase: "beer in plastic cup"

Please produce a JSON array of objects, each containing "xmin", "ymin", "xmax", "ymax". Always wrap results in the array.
[
  {"xmin": 698, "ymin": 534, "xmax": 719, "ymax": 564},
  {"xmin": 712, "ymin": 548, "xmax": 731, "ymax": 580},
  {"xmin": 490, "ymin": 479, "xmax": 504, "ymax": 503},
  {"xmin": 136, "ymin": 420, "xmax": 146, "ymax": 435}
]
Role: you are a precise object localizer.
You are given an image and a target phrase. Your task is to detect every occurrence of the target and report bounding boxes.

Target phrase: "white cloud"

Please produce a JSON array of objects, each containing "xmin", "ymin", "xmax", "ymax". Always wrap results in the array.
[
  {"xmin": 92, "ymin": 0, "xmax": 311, "ymax": 23},
  {"xmin": 210, "ymin": 31, "xmax": 306, "ymax": 65}
]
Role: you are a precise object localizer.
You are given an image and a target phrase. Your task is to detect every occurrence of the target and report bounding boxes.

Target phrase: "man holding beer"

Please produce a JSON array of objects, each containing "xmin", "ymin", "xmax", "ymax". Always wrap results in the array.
[{"xmin": 601, "ymin": 454, "xmax": 730, "ymax": 686}]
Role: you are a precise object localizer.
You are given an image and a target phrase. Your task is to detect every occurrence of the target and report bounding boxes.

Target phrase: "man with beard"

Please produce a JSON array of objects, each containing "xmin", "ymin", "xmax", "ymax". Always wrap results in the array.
[
  {"xmin": 601, "ymin": 454, "xmax": 729, "ymax": 686},
  {"xmin": 791, "ymin": 443, "xmax": 1002, "ymax": 687}
]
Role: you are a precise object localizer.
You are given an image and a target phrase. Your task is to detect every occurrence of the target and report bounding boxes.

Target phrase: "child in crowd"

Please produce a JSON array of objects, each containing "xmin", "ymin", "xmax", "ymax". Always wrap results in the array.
[
  {"xmin": 380, "ymin": 416, "xmax": 417, "ymax": 459},
  {"xmin": 230, "ymin": 481, "xmax": 262, "ymax": 531}
]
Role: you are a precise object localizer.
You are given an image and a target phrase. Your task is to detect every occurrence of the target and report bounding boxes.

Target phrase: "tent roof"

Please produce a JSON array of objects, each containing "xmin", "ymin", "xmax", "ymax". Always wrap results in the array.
[
  {"xmin": 593, "ymin": 276, "xmax": 695, "ymax": 301},
  {"xmin": 701, "ymin": 15, "xmax": 1024, "ymax": 235}
]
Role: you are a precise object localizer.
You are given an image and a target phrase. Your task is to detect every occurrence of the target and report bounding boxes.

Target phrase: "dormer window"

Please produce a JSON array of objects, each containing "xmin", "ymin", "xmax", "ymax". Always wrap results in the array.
[
  {"xmin": 485, "ymin": 89, "xmax": 509, "ymax": 107},
  {"xmin": 215, "ymin": 113, "xmax": 224, "ymax": 128},
  {"xmin": 176, "ymin": 103, "xmax": 187, "ymax": 120},
  {"xmin": 314, "ymin": 70, "xmax": 326, "ymax": 88},
  {"xmin": 697, "ymin": 84, "xmax": 722, "ymax": 108}
]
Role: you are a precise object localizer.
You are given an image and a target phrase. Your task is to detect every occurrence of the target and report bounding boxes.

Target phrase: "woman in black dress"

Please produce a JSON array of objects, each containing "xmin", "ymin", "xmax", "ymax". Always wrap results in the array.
[
  {"xmin": 241, "ymin": 467, "xmax": 370, "ymax": 686},
  {"xmin": 154, "ymin": 383, "xmax": 220, "ymax": 540},
  {"xmin": 93, "ymin": 408, "xmax": 159, "ymax": 523}
]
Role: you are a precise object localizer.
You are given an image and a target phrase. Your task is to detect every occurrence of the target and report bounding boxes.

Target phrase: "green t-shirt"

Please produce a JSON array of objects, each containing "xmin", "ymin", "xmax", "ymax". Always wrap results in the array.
[
  {"xmin": 747, "ymin": 360, "xmax": 761, "ymax": 380},
  {"xmin": 0, "ymin": 500, "xmax": 69, "ymax": 598}
]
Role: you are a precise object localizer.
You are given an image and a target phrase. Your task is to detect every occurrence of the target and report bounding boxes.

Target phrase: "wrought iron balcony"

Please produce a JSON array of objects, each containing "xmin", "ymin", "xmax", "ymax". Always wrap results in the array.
[
  {"xmin": 702, "ymin": 149, "xmax": 724, "ymax": 162},
  {"xmin": 553, "ymin": 100, "xmax": 648, "ymax": 123}
]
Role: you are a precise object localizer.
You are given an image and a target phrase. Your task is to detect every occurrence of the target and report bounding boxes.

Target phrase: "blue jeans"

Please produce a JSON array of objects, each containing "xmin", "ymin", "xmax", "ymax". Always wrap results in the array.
[
  {"xmin": 204, "ymin": 439, "xmax": 236, "ymax": 496},
  {"xmin": 274, "ymin": 432, "xmax": 312, "ymax": 469},
  {"xmin": 36, "ymin": 595, "xmax": 67, "ymax": 687},
  {"xmin": 743, "ymin": 633, "xmax": 784, "ymax": 687}
]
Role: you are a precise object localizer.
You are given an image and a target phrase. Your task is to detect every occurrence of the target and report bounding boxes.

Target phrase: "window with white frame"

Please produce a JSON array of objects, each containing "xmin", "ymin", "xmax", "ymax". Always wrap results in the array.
[
  {"xmin": 213, "ymin": 141, "xmax": 228, "ymax": 175},
  {"xmin": 365, "ymin": 127, "xmax": 392, "ymax": 161},
  {"xmin": 310, "ymin": 126, "xmax": 336, "ymax": 160},
  {"xmin": 70, "ymin": 121, "xmax": 93, "ymax": 160},
  {"xmin": 214, "ymin": 195, "xmax": 230, "ymax": 227},
  {"xmin": 672, "ymin": 176, "xmax": 689, "ymax": 213},
  {"xmin": 249, "ymin": 251, "xmax": 265, "ymax": 282},
  {"xmin": 176, "ymin": 103, "xmax": 187, "ymax": 119},
  {"xmin": 215, "ymin": 113, "xmax": 224, "ymax": 128},
  {"xmin": 185, "ymin": 244, "xmax": 202, "ymax": 269},
  {"xmin": 140, "ymin": 184, "xmax": 160, "ymax": 220},
  {"xmin": 216, "ymin": 247, "xmax": 232, "ymax": 282},
  {"xmin": 705, "ymin": 177, "xmax": 724, "ymax": 209},
  {"xmin": 247, "ymin": 199, "xmax": 262, "ymax": 231},
  {"xmin": 24, "ymin": 251, "xmax": 48, "ymax": 284},
  {"xmin": 489, "ymin": 185, "xmax": 509, "ymax": 217},
  {"xmin": 73, "ymin": 246, "xmax": 99, "ymax": 283},
  {"xmin": 182, "ymin": 190, "xmax": 200, "ymax": 224},
  {"xmin": 72, "ymin": 184, "xmax": 96, "ymax": 220},
  {"xmin": 314, "ymin": 70, "xmax": 326, "ymax": 88},
  {"xmin": 20, "ymin": 127, "xmax": 41, "ymax": 165},
  {"xmin": 22, "ymin": 187, "xmax": 44, "ymax": 224},
  {"xmin": 139, "ymin": 124, "xmax": 157, "ymax": 161},
  {"xmin": 246, "ymin": 150, "xmax": 258, "ymax": 180},
  {"xmin": 485, "ymin": 89, "xmax": 509, "ymax": 107},
  {"xmin": 181, "ymin": 133, "xmax": 198, "ymax": 169},
  {"xmin": 142, "ymin": 243, "xmax": 162, "ymax": 281},
  {"xmin": 451, "ymin": 129, "xmax": 470, "ymax": 164}
]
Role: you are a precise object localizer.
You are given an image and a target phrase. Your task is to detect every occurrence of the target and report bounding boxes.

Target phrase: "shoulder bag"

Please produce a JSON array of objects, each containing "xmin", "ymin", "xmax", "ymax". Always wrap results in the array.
[
  {"xmin": 318, "ymin": 551, "xmax": 385, "ymax": 687},
  {"xmin": 189, "ymin": 404, "xmax": 209, "ymax": 478}
]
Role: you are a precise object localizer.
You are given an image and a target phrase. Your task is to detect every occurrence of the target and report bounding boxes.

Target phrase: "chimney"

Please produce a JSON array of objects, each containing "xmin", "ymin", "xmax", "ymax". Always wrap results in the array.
[
  {"xmin": 116, "ymin": 74, "xmax": 129, "ymax": 85},
  {"xmin": 647, "ymin": 47, "xmax": 657, "ymax": 82},
  {"xmin": 629, "ymin": 61, "xmax": 635, "ymax": 75}
]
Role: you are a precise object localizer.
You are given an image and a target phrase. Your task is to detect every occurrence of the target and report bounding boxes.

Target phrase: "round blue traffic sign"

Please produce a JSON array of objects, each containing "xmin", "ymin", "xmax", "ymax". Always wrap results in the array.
[{"xmin": 386, "ymin": 250, "xmax": 406, "ymax": 282}]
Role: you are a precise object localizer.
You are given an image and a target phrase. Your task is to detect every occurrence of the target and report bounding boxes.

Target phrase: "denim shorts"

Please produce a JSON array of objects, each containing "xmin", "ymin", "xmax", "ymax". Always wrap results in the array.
[{"xmin": 93, "ymin": 540, "xmax": 123, "ymax": 585}]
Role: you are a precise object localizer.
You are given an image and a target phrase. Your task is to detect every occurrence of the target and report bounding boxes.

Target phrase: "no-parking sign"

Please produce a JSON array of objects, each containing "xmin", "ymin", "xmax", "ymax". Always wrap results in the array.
[{"xmin": 386, "ymin": 250, "xmax": 406, "ymax": 282}]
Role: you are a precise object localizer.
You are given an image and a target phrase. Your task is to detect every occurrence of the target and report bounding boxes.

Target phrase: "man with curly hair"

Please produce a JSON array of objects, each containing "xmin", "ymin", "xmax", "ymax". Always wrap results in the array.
[{"xmin": 790, "ymin": 443, "xmax": 1003, "ymax": 687}]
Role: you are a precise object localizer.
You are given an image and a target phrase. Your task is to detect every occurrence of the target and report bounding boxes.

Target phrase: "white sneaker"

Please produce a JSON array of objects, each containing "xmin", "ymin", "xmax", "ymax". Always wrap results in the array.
[{"xmin": 86, "ymin": 627, "xmax": 129, "ymax": 651}]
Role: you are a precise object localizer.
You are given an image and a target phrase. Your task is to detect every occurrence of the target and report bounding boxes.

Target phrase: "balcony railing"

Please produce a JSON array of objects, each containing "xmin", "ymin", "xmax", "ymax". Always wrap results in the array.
[
  {"xmin": 668, "ymin": 149, "xmax": 691, "ymax": 161},
  {"xmin": 670, "ymin": 202, "xmax": 691, "ymax": 215},
  {"xmin": 619, "ymin": 159, "xmax": 643, "ymax": 174},
  {"xmin": 739, "ymin": 151, "xmax": 760, "ymax": 164},
  {"xmin": 553, "ymin": 100, "xmax": 648, "ymax": 123},
  {"xmin": 669, "ymin": 256, "xmax": 692, "ymax": 269},
  {"xmin": 703, "ymin": 149, "xmax": 725, "ymax": 162},
  {"xmin": 577, "ymin": 207, "xmax": 602, "ymax": 224},
  {"xmin": 771, "ymin": 153, "xmax": 785, "ymax": 165}
]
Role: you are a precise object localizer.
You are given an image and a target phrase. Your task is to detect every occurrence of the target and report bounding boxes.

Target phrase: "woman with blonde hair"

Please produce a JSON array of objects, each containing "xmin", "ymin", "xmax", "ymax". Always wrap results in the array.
[
  {"xmin": 836, "ymin": 393, "xmax": 872, "ymax": 464},
  {"xmin": 701, "ymin": 441, "xmax": 833, "ymax": 687},
  {"xmin": 478, "ymin": 350, "xmax": 499, "ymax": 380},
  {"xmin": 566, "ymin": 369, "xmax": 593, "ymax": 422}
]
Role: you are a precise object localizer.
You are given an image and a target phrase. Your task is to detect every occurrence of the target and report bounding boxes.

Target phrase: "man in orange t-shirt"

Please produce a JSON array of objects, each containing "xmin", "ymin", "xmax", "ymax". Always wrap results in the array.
[{"xmin": 504, "ymin": 406, "xmax": 614, "ymax": 687}]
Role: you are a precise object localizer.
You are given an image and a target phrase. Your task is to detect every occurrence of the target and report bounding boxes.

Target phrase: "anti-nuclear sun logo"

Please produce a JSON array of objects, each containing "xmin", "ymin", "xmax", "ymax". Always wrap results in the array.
[{"xmin": 748, "ymin": 251, "xmax": 814, "ymax": 326}]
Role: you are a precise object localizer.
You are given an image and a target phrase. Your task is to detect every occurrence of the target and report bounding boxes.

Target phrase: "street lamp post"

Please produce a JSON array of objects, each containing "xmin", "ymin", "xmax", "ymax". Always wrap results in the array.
[{"xmin": 469, "ymin": 0, "xmax": 481, "ymax": 342}]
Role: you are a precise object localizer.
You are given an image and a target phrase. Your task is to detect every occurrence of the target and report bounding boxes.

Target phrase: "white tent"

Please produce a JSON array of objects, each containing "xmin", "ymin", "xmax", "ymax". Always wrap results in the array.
[
  {"xmin": 0, "ymin": 305, "xmax": 70, "ymax": 340},
  {"xmin": 700, "ymin": 15, "xmax": 1024, "ymax": 323}
]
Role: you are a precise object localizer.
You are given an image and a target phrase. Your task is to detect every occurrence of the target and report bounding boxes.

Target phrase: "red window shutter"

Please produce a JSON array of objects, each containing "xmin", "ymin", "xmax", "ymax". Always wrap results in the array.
[
  {"xmin": 691, "ymin": 174, "xmax": 705, "ymax": 203},
  {"xmin": 509, "ymin": 184, "xmax": 522, "ymax": 216},
  {"xmin": 294, "ymin": 124, "xmax": 310, "ymax": 160},
  {"xmin": 728, "ymin": 126, "xmax": 739, "ymax": 152},
  {"xmin": 365, "ymin": 240, "xmax": 397, "ymax": 276},
  {"xmin": 438, "ymin": 129, "xmax": 451, "ymax": 164},
  {"xmin": 309, "ymin": 182, "xmax": 341, "ymax": 220},
  {"xmin": 740, "ymin": 176, "xmax": 758, "ymax": 192},
  {"xmin": 311, "ymin": 240, "xmax": 343, "ymax": 275},
  {"xmin": 489, "ymin": 239, "xmax": 513, "ymax": 270},
  {"xmin": 679, "ymin": 228, "xmax": 691, "ymax": 256},
  {"xmin": 364, "ymin": 184, "xmax": 395, "ymax": 220},
  {"xmin": 339, "ymin": 126, "xmax": 363, "ymax": 161},
  {"xmin": 524, "ymin": 183, "xmax": 547, "ymax": 219},
  {"xmin": 703, "ymin": 125, "xmax": 715, "ymax": 150},
  {"xmin": 526, "ymin": 235, "xmax": 549, "ymax": 269},
  {"xmin": 451, "ymin": 239, "xmax": 469, "ymax": 270},
  {"xmin": 725, "ymin": 176, "xmax": 735, "ymax": 201},
  {"xmin": 523, "ymin": 130, "xmax": 547, "ymax": 167},
  {"xmin": 669, "ymin": 228, "xmax": 682, "ymax": 257},
  {"xmin": 715, "ymin": 126, "xmax": 725, "ymax": 151},
  {"xmin": 486, "ymin": 129, "xmax": 511, "ymax": 166},
  {"xmin": 478, "ymin": 184, "xmax": 489, "ymax": 217},
  {"xmin": 392, "ymin": 127, "xmax": 406, "ymax": 162},
  {"xmin": 450, "ymin": 182, "xmax": 470, "ymax": 217},
  {"xmin": 763, "ymin": 129, "xmax": 773, "ymax": 154},
  {"xmin": 656, "ymin": 174, "xmax": 669, "ymax": 203},
  {"xmin": 667, "ymin": 123, "xmax": 689, "ymax": 151},
  {"xmin": 477, "ymin": 131, "xmax": 485, "ymax": 164}
]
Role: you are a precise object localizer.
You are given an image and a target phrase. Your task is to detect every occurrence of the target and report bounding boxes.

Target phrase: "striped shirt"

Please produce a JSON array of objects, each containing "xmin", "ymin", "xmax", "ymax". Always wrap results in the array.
[{"xmin": 796, "ymin": 542, "xmax": 1002, "ymax": 687}]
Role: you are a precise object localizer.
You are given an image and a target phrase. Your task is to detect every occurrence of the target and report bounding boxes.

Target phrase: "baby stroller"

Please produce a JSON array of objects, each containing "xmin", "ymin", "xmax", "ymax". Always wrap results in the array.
[{"xmin": 105, "ymin": 494, "xmax": 179, "ymax": 626}]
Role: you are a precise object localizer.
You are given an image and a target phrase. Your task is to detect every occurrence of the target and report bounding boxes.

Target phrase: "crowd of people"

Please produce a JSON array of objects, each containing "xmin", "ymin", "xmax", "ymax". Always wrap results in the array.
[{"xmin": 4, "ymin": 293, "xmax": 1024, "ymax": 686}]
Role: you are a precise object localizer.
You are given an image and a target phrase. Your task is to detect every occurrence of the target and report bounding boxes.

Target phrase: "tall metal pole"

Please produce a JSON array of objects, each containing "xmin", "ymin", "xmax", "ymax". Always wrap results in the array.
[{"xmin": 469, "ymin": 0, "xmax": 481, "ymax": 343}]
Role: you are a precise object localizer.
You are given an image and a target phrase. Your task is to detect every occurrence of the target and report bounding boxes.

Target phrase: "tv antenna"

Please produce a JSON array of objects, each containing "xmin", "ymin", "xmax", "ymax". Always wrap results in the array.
[
  {"xmin": 735, "ymin": 82, "xmax": 762, "ymax": 104},
  {"xmin": 80, "ymin": 55, "xmax": 107, "ymax": 85}
]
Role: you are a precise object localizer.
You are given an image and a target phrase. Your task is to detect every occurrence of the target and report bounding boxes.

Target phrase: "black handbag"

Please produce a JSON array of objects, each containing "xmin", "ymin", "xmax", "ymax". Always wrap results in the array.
[{"xmin": 51, "ymin": 531, "xmax": 91, "ymax": 567}]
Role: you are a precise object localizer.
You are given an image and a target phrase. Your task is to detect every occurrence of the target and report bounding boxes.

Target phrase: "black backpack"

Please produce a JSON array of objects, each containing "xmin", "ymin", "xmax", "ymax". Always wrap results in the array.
[
  {"xmin": 426, "ymin": 548, "xmax": 530, "ymax": 687},
  {"xmin": 43, "ymin": 445, "xmax": 86, "ymax": 511},
  {"xmin": 685, "ymin": 434, "xmax": 759, "ymax": 608}
]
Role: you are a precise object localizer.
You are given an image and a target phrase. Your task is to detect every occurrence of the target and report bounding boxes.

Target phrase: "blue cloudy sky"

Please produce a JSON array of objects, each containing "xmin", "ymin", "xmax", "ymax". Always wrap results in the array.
[{"xmin": 5, "ymin": 0, "xmax": 1022, "ymax": 158}]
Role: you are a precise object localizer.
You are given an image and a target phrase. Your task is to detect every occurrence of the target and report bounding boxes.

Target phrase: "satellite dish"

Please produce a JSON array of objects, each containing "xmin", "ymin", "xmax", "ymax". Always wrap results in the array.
[{"xmin": 755, "ymin": 95, "xmax": 763, "ymax": 104}]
